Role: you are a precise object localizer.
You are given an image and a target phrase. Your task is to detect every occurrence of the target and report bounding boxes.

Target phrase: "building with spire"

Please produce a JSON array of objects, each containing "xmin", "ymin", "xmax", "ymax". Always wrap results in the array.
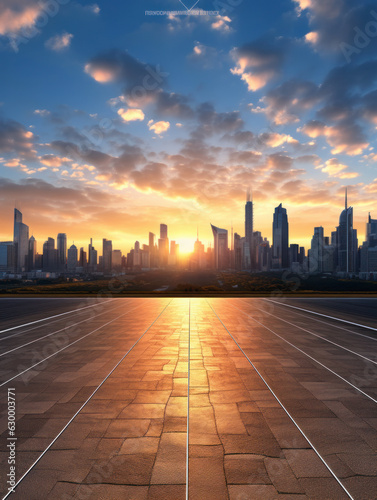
[
  {"xmin": 336, "ymin": 189, "xmax": 357, "ymax": 273},
  {"xmin": 272, "ymin": 204, "xmax": 289, "ymax": 269},
  {"xmin": 13, "ymin": 208, "xmax": 29, "ymax": 272}
]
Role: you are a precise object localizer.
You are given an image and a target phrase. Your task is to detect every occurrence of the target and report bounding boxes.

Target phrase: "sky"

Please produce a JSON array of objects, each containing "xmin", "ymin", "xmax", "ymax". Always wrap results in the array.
[{"xmin": 0, "ymin": 0, "xmax": 377, "ymax": 255}]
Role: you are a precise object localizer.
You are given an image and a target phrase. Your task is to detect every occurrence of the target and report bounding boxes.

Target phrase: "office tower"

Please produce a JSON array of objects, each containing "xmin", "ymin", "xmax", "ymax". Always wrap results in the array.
[
  {"xmin": 57, "ymin": 233, "xmax": 67, "ymax": 270},
  {"xmin": 79, "ymin": 247, "xmax": 87, "ymax": 268},
  {"xmin": 211, "ymin": 224, "xmax": 229, "ymax": 270},
  {"xmin": 257, "ymin": 238, "xmax": 271, "ymax": 271},
  {"xmin": 0, "ymin": 242, "xmax": 15, "ymax": 272},
  {"xmin": 168, "ymin": 241, "xmax": 179, "ymax": 267},
  {"xmin": 158, "ymin": 224, "xmax": 169, "ymax": 267},
  {"xmin": 28, "ymin": 236, "xmax": 37, "ymax": 271},
  {"xmin": 289, "ymin": 244, "xmax": 299, "ymax": 267},
  {"xmin": 88, "ymin": 238, "xmax": 98, "ymax": 271},
  {"xmin": 366, "ymin": 213, "xmax": 377, "ymax": 240},
  {"xmin": 67, "ymin": 244, "xmax": 78, "ymax": 271},
  {"xmin": 360, "ymin": 213, "xmax": 377, "ymax": 272},
  {"xmin": 245, "ymin": 190, "xmax": 253, "ymax": 269},
  {"xmin": 102, "ymin": 239, "xmax": 112, "ymax": 272},
  {"xmin": 309, "ymin": 227, "xmax": 324, "ymax": 273},
  {"xmin": 336, "ymin": 189, "xmax": 357, "ymax": 273},
  {"xmin": 112, "ymin": 249, "xmax": 122, "ymax": 268},
  {"xmin": 149, "ymin": 232, "xmax": 156, "ymax": 267},
  {"xmin": 149, "ymin": 232, "xmax": 155, "ymax": 249},
  {"xmin": 13, "ymin": 208, "xmax": 29, "ymax": 272},
  {"xmin": 299, "ymin": 247, "xmax": 305, "ymax": 265},
  {"xmin": 43, "ymin": 237, "xmax": 57, "ymax": 271},
  {"xmin": 272, "ymin": 203, "xmax": 289, "ymax": 269},
  {"xmin": 234, "ymin": 233, "xmax": 242, "ymax": 270}
]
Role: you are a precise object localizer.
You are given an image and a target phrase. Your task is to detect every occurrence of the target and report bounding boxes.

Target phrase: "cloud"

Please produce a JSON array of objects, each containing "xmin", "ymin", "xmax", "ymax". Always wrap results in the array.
[
  {"xmin": 196, "ymin": 102, "xmax": 244, "ymax": 136},
  {"xmin": 45, "ymin": 32, "xmax": 73, "ymax": 51},
  {"xmin": 117, "ymin": 108, "xmax": 145, "ymax": 122},
  {"xmin": 300, "ymin": 119, "xmax": 369, "ymax": 155},
  {"xmin": 38, "ymin": 154, "xmax": 72, "ymax": 167},
  {"xmin": 0, "ymin": 118, "xmax": 36, "ymax": 158},
  {"xmin": 211, "ymin": 15, "xmax": 232, "ymax": 33},
  {"xmin": 319, "ymin": 158, "xmax": 360, "ymax": 179},
  {"xmin": 231, "ymin": 39, "xmax": 286, "ymax": 91},
  {"xmin": 0, "ymin": 0, "xmax": 42, "ymax": 36},
  {"xmin": 189, "ymin": 42, "xmax": 220, "ymax": 68},
  {"xmin": 148, "ymin": 120, "xmax": 170, "ymax": 135}
]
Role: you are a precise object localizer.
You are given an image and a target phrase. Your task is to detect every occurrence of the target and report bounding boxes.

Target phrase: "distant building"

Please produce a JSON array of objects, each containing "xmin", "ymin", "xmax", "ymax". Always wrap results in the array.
[
  {"xmin": 57, "ymin": 233, "xmax": 67, "ymax": 270},
  {"xmin": 28, "ymin": 236, "xmax": 37, "ymax": 271},
  {"xmin": 158, "ymin": 224, "xmax": 169, "ymax": 267},
  {"xmin": 67, "ymin": 244, "xmax": 78, "ymax": 272},
  {"xmin": 102, "ymin": 239, "xmax": 112, "ymax": 272},
  {"xmin": 43, "ymin": 237, "xmax": 58, "ymax": 271},
  {"xmin": 0, "ymin": 242, "xmax": 15, "ymax": 272},
  {"xmin": 211, "ymin": 224, "xmax": 228, "ymax": 270},
  {"xmin": 112, "ymin": 249, "xmax": 122, "ymax": 268},
  {"xmin": 272, "ymin": 204, "xmax": 289, "ymax": 269},
  {"xmin": 88, "ymin": 238, "xmax": 97, "ymax": 271},
  {"xmin": 335, "ymin": 189, "xmax": 357, "ymax": 273},
  {"xmin": 245, "ymin": 190, "xmax": 253, "ymax": 269},
  {"xmin": 13, "ymin": 208, "xmax": 29, "ymax": 272}
]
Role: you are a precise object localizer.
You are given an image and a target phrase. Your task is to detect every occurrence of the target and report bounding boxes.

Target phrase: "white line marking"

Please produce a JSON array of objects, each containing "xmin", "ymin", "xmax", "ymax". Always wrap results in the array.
[
  {"xmin": 0, "ymin": 299, "xmax": 114, "ymax": 334},
  {"xmin": 0, "ymin": 300, "xmax": 130, "ymax": 357},
  {"xmin": 1, "ymin": 300, "xmax": 172, "ymax": 499},
  {"xmin": 249, "ymin": 301, "xmax": 377, "ymax": 366},
  {"xmin": 207, "ymin": 300, "xmax": 354, "ymax": 500},
  {"xmin": 186, "ymin": 299, "xmax": 191, "ymax": 500},
  {"xmin": 225, "ymin": 301, "xmax": 377, "ymax": 405},
  {"xmin": 263, "ymin": 299, "xmax": 377, "ymax": 343},
  {"xmin": 0, "ymin": 302, "xmax": 144, "ymax": 388},
  {"xmin": 265, "ymin": 299, "xmax": 377, "ymax": 332}
]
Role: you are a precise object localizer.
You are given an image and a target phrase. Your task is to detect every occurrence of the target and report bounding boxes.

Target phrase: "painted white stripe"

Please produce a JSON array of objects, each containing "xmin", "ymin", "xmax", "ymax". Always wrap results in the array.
[
  {"xmin": 207, "ymin": 300, "xmax": 354, "ymax": 500},
  {"xmin": 2, "ymin": 300, "xmax": 172, "ymax": 499},
  {"xmin": 0, "ymin": 299, "xmax": 114, "ymax": 335},
  {"xmin": 265, "ymin": 299, "xmax": 377, "ymax": 332}
]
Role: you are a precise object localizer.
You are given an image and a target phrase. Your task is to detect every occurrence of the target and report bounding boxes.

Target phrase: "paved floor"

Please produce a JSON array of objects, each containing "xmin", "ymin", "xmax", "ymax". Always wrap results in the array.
[{"xmin": 0, "ymin": 298, "xmax": 377, "ymax": 499}]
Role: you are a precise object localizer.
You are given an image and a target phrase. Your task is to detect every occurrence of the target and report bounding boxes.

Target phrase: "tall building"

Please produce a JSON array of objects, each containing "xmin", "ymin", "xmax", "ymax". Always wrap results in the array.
[
  {"xmin": 336, "ymin": 189, "xmax": 357, "ymax": 273},
  {"xmin": 366, "ymin": 213, "xmax": 377, "ymax": 240},
  {"xmin": 0, "ymin": 242, "xmax": 15, "ymax": 272},
  {"xmin": 360, "ymin": 213, "xmax": 377, "ymax": 273},
  {"xmin": 13, "ymin": 208, "xmax": 29, "ymax": 272},
  {"xmin": 28, "ymin": 235, "xmax": 37, "ymax": 271},
  {"xmin": 272, "ymin": 203, "xmax": 289, "ymax": 269},
  {"xmin": 88, "ymin": 238, "xmax": 97, "ymax": 271},
  {"xmin": 102, "ymin": 239, "xmax": 112, "ymax": 272},
  {"xmin": 112, "ymin": 249, "xmax": 122, "ymax": 268},
  {"xmin": 158, "ymin": 224, "xmax": 169, "ymax": 267},
  {"xmin": 57, "ymin": 233, "xmax": 67, "ymax": 270},
  {"xmin": 309, "ymin": 227, "xmax": 324, "ymax": 274},
  {"xmin": 79, "ymin": 247, "xmax": 87, "ymax": 268},
  {"xmin": 67, "ymin": 244, "xmax": 78, "ymax": 272},
  {"xmin": 211, "ymin": 224, "xmax": 228, "ymax": 270},
  {"xmin": 42, "ymin": 237, "xmax": 58, "ymax": 271},
  {"xmin": 245, "ymin": 190, "xmax": 254, "ymax": 269}
]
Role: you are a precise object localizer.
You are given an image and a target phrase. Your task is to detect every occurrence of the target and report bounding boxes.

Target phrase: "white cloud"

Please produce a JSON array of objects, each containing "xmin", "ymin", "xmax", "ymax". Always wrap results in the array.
[
  {"xmin": 211, "ymin": 15, "xmax": 231, "ymax": 32},
  {"xmin": 45, "ymin": 32, "xmax": 73, "ymax": 51},
  {"xmin": 148, "ymin": 120, "xmax": 170, "ymax": 135},
  {"xmin": 0, "ymin": 0, "xmax": 42, "ymax": 36},
  {"xmin": 34, "ymin": 109, "xmax": 50, "ymax": 117},
  {"xmin": 117, "ymin": 108, "xmax": 145, "ymax": 122}
]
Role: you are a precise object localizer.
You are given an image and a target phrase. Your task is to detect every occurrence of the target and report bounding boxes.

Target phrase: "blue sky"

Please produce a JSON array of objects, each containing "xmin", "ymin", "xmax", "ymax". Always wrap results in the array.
[{"xmin": 0, "ymin": 0, "xmax": 377, "ymax": 253}]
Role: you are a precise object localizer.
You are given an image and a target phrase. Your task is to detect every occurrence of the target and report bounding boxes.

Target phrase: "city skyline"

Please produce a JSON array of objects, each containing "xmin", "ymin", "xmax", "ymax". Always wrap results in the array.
[{"xmin": 1, "ymin": 1, "xmax": 377, "ymax": 253}]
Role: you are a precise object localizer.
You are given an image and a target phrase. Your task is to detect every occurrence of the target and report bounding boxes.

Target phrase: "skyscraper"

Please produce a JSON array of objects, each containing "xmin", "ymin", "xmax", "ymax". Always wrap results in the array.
[
  {"xmin": 57, "ymin": 233, "xmax": 67, "ymax": 270},
  {"xmin": 13, "ymin": 208, "xmax": 29, "ymax": 272},
  {"xmin": 28, "ymin": 235, "xmax": 37, "ymax": 271},
  {"xmin": 211, "ymin": 224, "xmax": 228, "ymax": 270},
  {"xmin": 67, "ymin": 244, "xmax": 78, "ymax": 272},
  {"xmin": 158, "ymin": 224, "xmax": 169, "ymax": 267},
  {"xmin": 309, "ymin": 227, "xmax": 324, "ymax": 273},
  {"xmin": 336, "ymin": 189, "xmax": 357, "ymax": 273},
  {"xmin": 43, "ymin": 237, "xmax": 57, "ymax": 271},
  {"xmin": 272, "ymin": 204, "xmax": 289, "ymax": 269},
  {"xmin": 102, "ymin": 239, "xmax": 112, "ymax": 273},
  {"xmin": 245, "ymin": 190, "xmax": 253, "ymax": 269}
]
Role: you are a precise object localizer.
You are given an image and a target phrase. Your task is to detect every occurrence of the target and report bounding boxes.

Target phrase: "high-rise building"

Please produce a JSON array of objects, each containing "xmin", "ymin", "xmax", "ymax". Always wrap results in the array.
[
  {"xmin": 211, "ymin": 224, "xmax": 228, "ymax": 270},
  {"xmin": 67, "ymin": 244, "xmax": 78, "ymax": 272},
  {"xmin": 13, "ymin": 208, "xmax": 29, "ymax": 272},
  {"xmin": 272, "ymin": 203, "xmax": 289, "ymax": 269},
  {"xmin": 102, "ymin": 239, "xmax": 112, "ymax": 272},
  {"xmin": 366, "ymin": 213, "xmax": 377, "ymax": 240},
  {"xmin": 158, "ymin": 224, "xmax": 169, "ymax": 267},
  {"xmin": 245, "ymin": 190, "xmax": 253, "ymax": 269},
  {"xmin": 309, "ymin": 227, "xmax": 324, "ymax": 273},
  {"xmin": 43, "ymin": 237, "xmax": 58, "ymax": 271},
  {"xmin": 336, "ymin": 189, "xmax": 357, "ymax": 273},
  {"xmin": 57, "ymin": 233, "xmax": 67, "ymax": 270},
  {"xmin": 0, "ymin": 242, "xmax": 15, "ymax": 272},
  {"xmin": 112, "ymin": 249, "xmax": 122, "ymax": 268},
  {"xmin": 79, "ymin": 247, "xmax": 87, "ymax": 268},
  {"xmin": 88, "ymin": 238, "xmax": 98, "ymax": 271},
  {"xmin": 28, "ymin": 236, "xmax": 37, "ymax": 271}
]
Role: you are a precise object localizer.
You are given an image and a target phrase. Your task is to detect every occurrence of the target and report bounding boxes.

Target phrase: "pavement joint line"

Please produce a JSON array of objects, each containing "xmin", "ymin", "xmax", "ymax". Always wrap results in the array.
[
  {"xmin": 186, "ymin": 298, "xmax": 190, "ymax": 500},
  {"xmin": 245, "ymin": 300, "xmax": 377, "ymax": 366},
  {"xmin": 0, "ymin": 298, "xmax": 115, "ymax": 335},
  {"xmin": 265, "ymin": 299, "xmax": 377, "ymax": 332},
  {"xmin": 1, "ymin": 299, "xmax": 173, "ymax": 500},
  {"xmin": 0, "ymin": 301, "xmax": 148, "ymax": 388},
  {"xmin": 206, "ymin": 299, "xmax": 354, "ymax": 500},
  {"xmin": 224, "ymin": 301, "xmax": 377, "ymax": 405},
  {"xmin": 0, "ymin": 300, "xmax": 132, "ymax": 358},
  {"xmin": 260, "ymin": 298, "xmax": 377, "ymax": 343}
]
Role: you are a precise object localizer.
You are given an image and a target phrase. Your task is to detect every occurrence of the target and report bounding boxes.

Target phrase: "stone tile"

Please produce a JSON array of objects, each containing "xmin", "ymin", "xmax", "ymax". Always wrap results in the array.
[
  {"xmin": 189, "ymin": 457, "xmax": 228, "ymax": 500},
  {"xmin": 150, "ymin": 433, "xmax": 186, "ymax": 484}
]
